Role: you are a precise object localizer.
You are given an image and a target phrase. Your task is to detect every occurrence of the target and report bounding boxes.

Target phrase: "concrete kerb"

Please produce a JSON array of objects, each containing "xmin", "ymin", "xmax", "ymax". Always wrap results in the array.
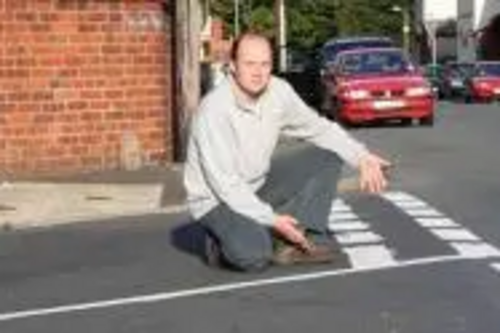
[
  {"xmin": 0, "ymin": 182, "xmax": 169, "ymax": 231},
  {"xmin": 0, "ymin": 176, "xmax": 360, "ymax": 232}
]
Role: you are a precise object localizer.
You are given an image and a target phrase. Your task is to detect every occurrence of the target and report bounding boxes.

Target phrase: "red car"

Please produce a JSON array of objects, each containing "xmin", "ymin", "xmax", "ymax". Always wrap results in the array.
[
  {"xmin": 323, "ymin": 48, "xmax": 435, "ymax": 126},
  {"xmin": 464, "ymin": 61, "xmax": 500, "ymax": 103}
]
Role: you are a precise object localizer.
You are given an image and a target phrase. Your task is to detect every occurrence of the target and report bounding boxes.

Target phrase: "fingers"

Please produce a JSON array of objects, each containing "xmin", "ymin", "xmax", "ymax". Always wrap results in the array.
[
  {"xmin": 359, "ymin": 153, "xmax": 391, "ymax": 194},
  {"xmin": 273, "ymin": 215, "xmax": 312, "ymax": 250}
]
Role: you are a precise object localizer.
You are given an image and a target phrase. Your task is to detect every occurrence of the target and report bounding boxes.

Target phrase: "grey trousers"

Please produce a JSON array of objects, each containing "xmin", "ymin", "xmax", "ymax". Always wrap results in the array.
[{"xmin": 199, "ymin": 144, "xmax": 343, "ymax": 271}]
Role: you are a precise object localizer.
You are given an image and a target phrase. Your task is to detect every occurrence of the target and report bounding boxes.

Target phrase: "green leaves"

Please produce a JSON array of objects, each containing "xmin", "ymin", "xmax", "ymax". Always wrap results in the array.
[{"xmin": 208, "ymin": 0, "xmax": 410, "ymax": 50}]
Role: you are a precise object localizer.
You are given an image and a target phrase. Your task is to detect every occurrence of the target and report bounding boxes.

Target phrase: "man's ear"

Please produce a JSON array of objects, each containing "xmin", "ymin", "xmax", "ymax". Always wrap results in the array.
[{"xmin": 229, "ymin": 62, "xmax": 236, "ymax": 74}]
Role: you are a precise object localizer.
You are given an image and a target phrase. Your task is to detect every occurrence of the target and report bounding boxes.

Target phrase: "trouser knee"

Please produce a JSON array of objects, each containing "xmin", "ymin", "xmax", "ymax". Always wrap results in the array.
[{"xmin": 223, "ymin": 242, "xmax": 273, "ymax": 272}]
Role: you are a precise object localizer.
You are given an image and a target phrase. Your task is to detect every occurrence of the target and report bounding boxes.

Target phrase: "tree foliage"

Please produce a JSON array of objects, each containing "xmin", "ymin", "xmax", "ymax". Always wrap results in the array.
[{"xmin": 209, "ymin": 0, "xmax": 411, "ymax": 49}]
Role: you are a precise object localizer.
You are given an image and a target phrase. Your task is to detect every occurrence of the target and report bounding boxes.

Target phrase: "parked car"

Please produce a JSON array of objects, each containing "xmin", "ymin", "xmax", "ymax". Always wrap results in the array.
[
  {"xmin": 463, "ymin": 61, "xmax": 500, "ymax": 103},
  {"xmin": 320, "ymin": 36, "xmax": 395, "ymax": 69},
  {"xmin": 282, "ymin": 48, "xmax": 322, "ymax": 108},
  {"xmin": 319, "ymin": 36, "xmax": 395, "ymax": 112},
  {"xmin": 323, "ymin": 47, "xmax": 435, "ymax": 126},
  {"xmin": 422, "ymin": 63, "xmax": 445, "ymax": 98},
  {"xmin": 441, "ymin": 61, "xmax": 475, "ymax": 99}
]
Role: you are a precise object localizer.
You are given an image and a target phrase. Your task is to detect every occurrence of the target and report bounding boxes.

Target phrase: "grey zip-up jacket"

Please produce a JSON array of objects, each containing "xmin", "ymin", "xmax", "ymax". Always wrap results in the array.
[{"xmin": 183, "ymin": 76, "xmax": 368, "ymax": 226}]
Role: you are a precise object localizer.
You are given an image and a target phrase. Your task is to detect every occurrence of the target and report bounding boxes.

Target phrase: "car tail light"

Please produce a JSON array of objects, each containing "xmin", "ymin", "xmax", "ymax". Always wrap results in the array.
[{"xmin": 473, "ymin": 79, "xmax": 491, "ymax": 90}]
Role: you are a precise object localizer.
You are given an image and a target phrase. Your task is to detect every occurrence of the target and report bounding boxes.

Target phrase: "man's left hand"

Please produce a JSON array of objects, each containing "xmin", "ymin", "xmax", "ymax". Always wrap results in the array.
[{"xmin": 358, "ymin": 153, "xmax": 391, "ymax": 194}]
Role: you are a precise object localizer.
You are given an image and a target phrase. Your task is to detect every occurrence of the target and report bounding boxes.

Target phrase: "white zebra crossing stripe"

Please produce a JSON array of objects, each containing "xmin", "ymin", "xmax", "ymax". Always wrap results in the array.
[
  {"xmin": 330, "ymin": 204, "xmax": 351, "ymax": 213},
  {"xmin": 390, "ymin": 200, "xmax": 427, "ymax": 209},
  {"xmin": 429, "ymin": 228, "xmax": 482, "ymax": 242},
  {"xmin": 342, "ymin": 245, "xmax": 397, "ymax": 268},
  {"xmin": 415, "ymin": 217, "xmax": 459, "ymax": 228},
  {"xmin": 450, "ymin": 243, "xmax": 500, "ymax": 258},
  {"xmin": 329, "ymin": 191, "xmax": 500, "ymax": 269},
  {"xmin": 383, "ymin": 192, "xmax": 417, "ymax": 201},
  {"xmin": 329, "ymin": 212, "xmax": 359, "ymax": 220},
  {"xmin": 335, "ymin": 231, "xmax": 384, "ymax": 245},
  {"xmin": 403, "ymin": 207, "xmax": 443, "ymax": 218},
  {"xmin": 383, "ymin": 191, "xmax": 500, "ymax": 259},
  {"xmin": 329, "ymin": 199, "xmax": 396, "ymax": 268},
  {"xmin": 328, "ymin": 221, "xmax": 370, "ymax": 232},
  {"xmin": 331, "ymin": 199, "xmax": 350, "ymax": 212},
  {"xmin": 491, "ymin": 262, "xmax": 500, "ymax": 273}
]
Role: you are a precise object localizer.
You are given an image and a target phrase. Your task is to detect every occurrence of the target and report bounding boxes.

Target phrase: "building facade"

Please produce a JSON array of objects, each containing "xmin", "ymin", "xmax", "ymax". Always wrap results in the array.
[
  {"xmin": 458, "ymin": 0, "xmax": 500, "ymax": 60},
  {"xmin": 0, "ymin": 0, "xmax": 176, "ymax": 177},
  {"xmin": 415, "ymin": 0, "xmax": 500, "ymax": 62}
]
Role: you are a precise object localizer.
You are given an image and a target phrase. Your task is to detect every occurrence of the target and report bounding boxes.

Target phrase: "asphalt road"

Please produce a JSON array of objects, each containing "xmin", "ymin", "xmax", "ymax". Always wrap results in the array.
[{"xmin": 1, "ymin": 101, "xmax": 500, "ymax": 332}]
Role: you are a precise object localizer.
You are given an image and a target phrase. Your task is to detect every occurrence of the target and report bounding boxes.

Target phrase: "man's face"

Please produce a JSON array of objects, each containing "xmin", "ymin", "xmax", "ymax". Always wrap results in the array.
[{"xmin": 231, "ymin": 37, "xmax": 273, "ymax": 98}]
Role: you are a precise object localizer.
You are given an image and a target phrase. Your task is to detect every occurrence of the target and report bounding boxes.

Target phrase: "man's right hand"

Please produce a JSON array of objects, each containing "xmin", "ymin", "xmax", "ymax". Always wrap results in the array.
[{"xmin": 272, "ymin": 215, "xmax": 312, "ymax": 251}]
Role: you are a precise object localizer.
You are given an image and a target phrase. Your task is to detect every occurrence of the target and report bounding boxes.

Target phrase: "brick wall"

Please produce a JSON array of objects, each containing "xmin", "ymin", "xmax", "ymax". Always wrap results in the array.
[{"xmin": 0, "ymin": 0, "xmax": 175, "ymax": 177}]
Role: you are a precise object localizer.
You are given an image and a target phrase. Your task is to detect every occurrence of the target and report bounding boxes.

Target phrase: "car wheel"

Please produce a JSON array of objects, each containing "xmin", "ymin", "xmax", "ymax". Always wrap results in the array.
[
  {"xmin": 419, "ymin": 115, "xmax": 434, "ymax": 126},
  {"xmin": 401, "ymin": 118, "xmax": 413, "ymax": 126}
]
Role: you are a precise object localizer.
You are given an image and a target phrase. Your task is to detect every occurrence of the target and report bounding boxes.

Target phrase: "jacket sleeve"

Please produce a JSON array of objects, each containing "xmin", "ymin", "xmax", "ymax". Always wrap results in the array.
[{"xmin": 279, "ymin": 81, "xmax": 368, "ymax": 167}]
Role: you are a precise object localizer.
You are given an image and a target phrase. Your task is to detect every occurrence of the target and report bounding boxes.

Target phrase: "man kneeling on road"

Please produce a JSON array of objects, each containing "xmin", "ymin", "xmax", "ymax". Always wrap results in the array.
[{"xmin": 183, "ymin": 31, "xmax": 390, "ymax": 272}]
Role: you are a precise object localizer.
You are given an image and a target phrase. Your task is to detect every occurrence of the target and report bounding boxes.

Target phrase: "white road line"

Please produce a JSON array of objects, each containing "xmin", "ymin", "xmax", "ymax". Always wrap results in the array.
[
  {"xmin": 415, "ymin": 217, "xmax": 459, "ymax": 228},
  {"xmin": 391, "ymin": 201, "xmax": 428, "ymax": 209},
  {"xmin": 450, "ymin": 243, "xmax": 500, "ymax": 258},
  {"xmin": 335, "ymin": 231, "xmax": 384, "ymax": 245},
  {"xmin": 329, "ymin": 200, "xmax": 395, "ymax": 268},
  {"xmin": 343, "ymin": 245, "xmax": 397, "ymax": 268},
  {"xmin": 490, "ymin": 262, "xmax": 500, "ymax": 273},
  {"xmin": 328, "ymin": 221, "xmax": 370, "ymax": 232},
  {"xmin": 331, "ymin": 199, "xmax": 350, "ymax": 212},
  {"xmin": 383, "ymin": 192, "xmax": 418, "ymax": 202},
  {"xmin": 403, "ymin": 208, "xmax": 443, "ymax": 218},
  {"xmin": 383, "ymin": 191, "xmax": 500, "ymax": 259},
  {"xmin": 430, "ymin": 228, "xmax": 482, "ymax": 242},
  {"xmin": 329, "ymin": 212, "xmax": 359, "ymax": 220},
  {"xmin": 0, "ymin": 255, "xmax": 471, "ymax": 323}
]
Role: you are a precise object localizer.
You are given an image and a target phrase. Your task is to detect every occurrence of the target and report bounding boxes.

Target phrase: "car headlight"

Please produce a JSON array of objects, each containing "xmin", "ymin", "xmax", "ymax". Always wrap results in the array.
[
  {"xmin": 344, "ymin": 89, "xmax": 370, "ymax": 100},
  {"xmin": 476, "ymin": 82, "xmax": 491, "ymax": 90},
  {"xmin": 406, "ymin": 86, "xmax": 431, "ymax": 97}
]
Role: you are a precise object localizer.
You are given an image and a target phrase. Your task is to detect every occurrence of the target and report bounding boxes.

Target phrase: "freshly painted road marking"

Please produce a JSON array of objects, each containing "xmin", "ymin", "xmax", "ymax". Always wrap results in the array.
[
  {"xmin": 391, "ymin": 200, "xmax": 427, "ymax": 209},
  {"xmin": 1, "ymin": 191, "xmax": 498, "ymax": 323},
  {"xmin": 0, "ymin": 255, "xmax": 471, "ymax": 323},
  {"xmin": 415, "ymin": 217, "xmax": 459, "ymax": 228},
  {"xmin": 403, "ymin": 208, "xmax": 443, "ymax": 218},
  {"xmin": 491, "ymin": 262, "xmax": 500, "ymax": 273},
  {"xmin": 430, "ymin": 228, "xmax": 482, "ymax": 242},
  {"xmin": 335, "ymin": 231, "xmax": 384, "ymax": 245},
  {"xmin": 330, "ymin": 204, "xmax": 351, "ymax": 213},
  {"xmin": 342, "ymin": 245, "xmax": 396, "ymax": 268},
  {"xmin": 328, "ymin": 221, "xmax": 370, "ymax": 232},
  {"xmin": 329, "ymin": 212, "xmax": 359, "ymax": 220},
  {"xmin": 450, "ymin": 243, "xmax": 500, "ymax": 258},
  {"xmin": 329, "ymin": 199, "xmax": 394, "ymax": 268},
  {"xmin": 384, "ymin": 191, "xmax": 500, "ymax": 259}
]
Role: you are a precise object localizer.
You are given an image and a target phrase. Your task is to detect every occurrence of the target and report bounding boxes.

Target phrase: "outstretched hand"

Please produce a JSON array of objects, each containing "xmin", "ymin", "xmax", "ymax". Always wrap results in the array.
[{"xmin": 358, "ymin": 152, "xmax": 391, "ymax": 194}]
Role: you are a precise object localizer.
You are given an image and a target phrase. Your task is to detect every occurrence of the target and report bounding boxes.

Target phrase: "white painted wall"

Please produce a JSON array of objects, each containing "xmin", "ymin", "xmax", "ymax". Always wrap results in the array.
[{"xmin": 422, "ymin": 0, "xmax": 458, "ymax": 21}]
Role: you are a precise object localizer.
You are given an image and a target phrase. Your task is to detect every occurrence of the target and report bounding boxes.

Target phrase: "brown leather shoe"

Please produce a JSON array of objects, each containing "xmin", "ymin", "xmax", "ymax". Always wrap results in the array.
[{"xmin": 272, "ymin": 244, "xmax": 335, "ymax": 266}]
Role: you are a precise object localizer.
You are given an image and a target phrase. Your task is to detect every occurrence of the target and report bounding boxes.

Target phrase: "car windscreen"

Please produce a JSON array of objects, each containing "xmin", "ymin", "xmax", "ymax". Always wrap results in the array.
[
  {"xmin": 448, "ymin": 63, "xmax": 475, "ymax": 77},
  {"xmin": 476, "ymin": 63, "xmax": 500, "ymax": 77},
  {"xmin": 337, "ymin": 50, "xmax": 412, "ymax": 76},
  {"xmin": 322, "ymin": 40, "xmax": 393, "ymax": 64}
]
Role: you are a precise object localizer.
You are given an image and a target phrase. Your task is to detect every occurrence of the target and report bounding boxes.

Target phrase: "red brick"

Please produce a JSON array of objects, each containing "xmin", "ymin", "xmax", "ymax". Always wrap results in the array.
[{"xmin": 0, "ymin": 0, "xmax": 174, "ymax": 176}]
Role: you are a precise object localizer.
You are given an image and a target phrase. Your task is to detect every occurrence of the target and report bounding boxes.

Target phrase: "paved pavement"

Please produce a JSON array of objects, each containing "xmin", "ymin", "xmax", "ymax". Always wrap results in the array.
[
  {"xmin": 0, "ymin": 160, "xmax": 359, "ymax": 231},
  {"xmin": 0, "ymin": 164, "xmax": 187, "ymax": 230}
]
